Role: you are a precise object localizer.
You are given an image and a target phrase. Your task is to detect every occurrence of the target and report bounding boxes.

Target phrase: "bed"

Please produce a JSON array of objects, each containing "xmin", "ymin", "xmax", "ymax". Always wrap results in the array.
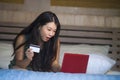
[{"xmin": 0, "ymin": 22, "xmax": 120, "ymax": 80}]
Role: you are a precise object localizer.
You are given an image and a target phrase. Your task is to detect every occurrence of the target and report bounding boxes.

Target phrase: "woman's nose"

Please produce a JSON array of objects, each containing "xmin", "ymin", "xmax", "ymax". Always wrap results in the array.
[{"xmin": 49, "ymin": 31, "xmax": 54, "ymax": 37}]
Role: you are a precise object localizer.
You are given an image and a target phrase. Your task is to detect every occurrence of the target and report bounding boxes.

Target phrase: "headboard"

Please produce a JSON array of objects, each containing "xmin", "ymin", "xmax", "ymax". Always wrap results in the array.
[{"xmin": 0, "ymin": 22, "xmax": 120, "ymax": 71}]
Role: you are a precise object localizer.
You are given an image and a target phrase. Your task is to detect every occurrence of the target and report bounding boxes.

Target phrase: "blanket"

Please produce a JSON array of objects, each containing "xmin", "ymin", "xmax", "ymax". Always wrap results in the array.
[{"xmin": 0, "ymin": 69, "xmax": 120, "ymax": 80}]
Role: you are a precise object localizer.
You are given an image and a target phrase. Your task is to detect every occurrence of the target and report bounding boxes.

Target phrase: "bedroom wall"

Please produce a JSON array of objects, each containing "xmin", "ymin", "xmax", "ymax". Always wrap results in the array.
[
  {"xmin": 0, "ymin": 0, "xmax": 120, "ymax": 28},
  {"xmin": 52, "ymin": 6, "xmax": 120, "ymax": 28}
]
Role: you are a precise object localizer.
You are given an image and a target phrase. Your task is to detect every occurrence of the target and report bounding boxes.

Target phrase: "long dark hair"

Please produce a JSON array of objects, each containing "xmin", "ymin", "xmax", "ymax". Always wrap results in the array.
[{"xmin": 13, "ymin": 11, "xmax": 61, "ymax": 71}]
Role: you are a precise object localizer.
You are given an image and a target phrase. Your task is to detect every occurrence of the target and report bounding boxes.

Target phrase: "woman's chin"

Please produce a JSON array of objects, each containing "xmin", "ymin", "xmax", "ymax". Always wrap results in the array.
[{"xmin": 43, "ymin": 39, "xmax": 49, "ymax": 42}]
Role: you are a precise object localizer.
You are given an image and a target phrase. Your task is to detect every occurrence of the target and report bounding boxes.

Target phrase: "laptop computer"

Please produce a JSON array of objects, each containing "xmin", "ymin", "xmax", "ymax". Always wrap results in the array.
[{"xmin": 60, "ymin": 53, "xmax": 89, "ymax": 73}]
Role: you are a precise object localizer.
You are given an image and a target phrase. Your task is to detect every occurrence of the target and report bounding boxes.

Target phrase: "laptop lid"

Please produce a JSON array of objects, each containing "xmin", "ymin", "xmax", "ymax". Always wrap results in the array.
[{"xmin": 60, "ymin": 53, "xmax": 89, "ymax": 73}]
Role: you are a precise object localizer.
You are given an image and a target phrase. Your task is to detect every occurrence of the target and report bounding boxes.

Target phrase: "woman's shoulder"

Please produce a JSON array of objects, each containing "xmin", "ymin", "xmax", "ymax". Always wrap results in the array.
[
  {"xmin": 16, "ymin": 34, "xmax": 26, "ymax": 45},
  {"xmin": 17, "ymin": 35, "xmax": 25, "ymax": 41},
  {"xmin": 18, "ymin": 34, "xmax": 29, "ymax": 40}
]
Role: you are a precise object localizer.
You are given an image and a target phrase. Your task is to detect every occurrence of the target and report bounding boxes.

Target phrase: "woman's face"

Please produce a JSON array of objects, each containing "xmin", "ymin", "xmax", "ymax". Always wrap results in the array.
[{"xmin": 40, "ymin": 22, "xmax": 57, "ymax": 42}]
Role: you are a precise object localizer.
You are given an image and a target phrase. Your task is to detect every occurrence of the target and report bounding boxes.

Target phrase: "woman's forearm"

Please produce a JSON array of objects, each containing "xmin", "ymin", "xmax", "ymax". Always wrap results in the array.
[{"xmin": 15, "ymin": 58, "xmax": 32, "ymax": 69}]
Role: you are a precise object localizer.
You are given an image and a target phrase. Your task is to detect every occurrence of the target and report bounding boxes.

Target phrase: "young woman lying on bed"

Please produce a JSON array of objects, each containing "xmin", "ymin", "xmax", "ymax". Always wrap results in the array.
[{"xmin": 8, "ymin": 11, "xmax": 61, "ymax": 72}]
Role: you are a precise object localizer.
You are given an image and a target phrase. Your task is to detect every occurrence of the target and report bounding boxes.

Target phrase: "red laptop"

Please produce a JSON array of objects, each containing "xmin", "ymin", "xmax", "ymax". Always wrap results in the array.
[{"xmin": 60, "ymin": 53, "xmax": 89, "ymax": 73}]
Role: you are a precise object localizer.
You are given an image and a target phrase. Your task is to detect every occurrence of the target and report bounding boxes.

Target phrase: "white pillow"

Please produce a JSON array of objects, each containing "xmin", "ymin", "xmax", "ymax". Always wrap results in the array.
[
  {"xmin": 59, "ymin": 44, "xmax": 110, "ymax": 66},
  {"xmin": 86, "ymin": 54, "xmax": 116, "ymax": 74},
  {"xmin": 59, "ymin": 44, "xmax": 115, "ymax": 74},
  {"xmin": 0, "ymin": 42, "xmax": 13, "ymax": 69}
]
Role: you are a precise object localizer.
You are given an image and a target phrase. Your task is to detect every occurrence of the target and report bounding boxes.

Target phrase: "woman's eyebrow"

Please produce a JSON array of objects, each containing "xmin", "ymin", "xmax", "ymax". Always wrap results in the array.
[{"xmin": 47, "ymin": 26, "xmax": 56, "ymax": 31}]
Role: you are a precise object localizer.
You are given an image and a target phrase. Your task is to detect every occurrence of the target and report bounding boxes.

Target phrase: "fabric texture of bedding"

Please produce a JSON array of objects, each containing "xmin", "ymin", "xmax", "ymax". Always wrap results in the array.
[
  {"xmin": 0, "ymin": 42, "xmax": 13, "ymax": 69},
  {"xmin": 86, "ymin": 53, "xmax": 115, "ymax": 74},
  {"xmin": 0, "ymin": 69, "xmax": 120, "ymax": 80}
]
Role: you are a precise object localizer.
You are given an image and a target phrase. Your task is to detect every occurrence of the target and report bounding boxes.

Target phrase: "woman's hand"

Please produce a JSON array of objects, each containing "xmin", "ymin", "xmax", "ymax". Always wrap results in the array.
[{"xmin": 25, "ymin": 48, "xmax": 34, "ymax": 61}]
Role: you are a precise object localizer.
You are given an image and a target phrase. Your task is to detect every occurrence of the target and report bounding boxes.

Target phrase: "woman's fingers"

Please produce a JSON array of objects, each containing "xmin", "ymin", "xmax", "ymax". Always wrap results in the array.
[{"xmin": 25, "ymin": 48, "xmax": 34, "ymax": 60}]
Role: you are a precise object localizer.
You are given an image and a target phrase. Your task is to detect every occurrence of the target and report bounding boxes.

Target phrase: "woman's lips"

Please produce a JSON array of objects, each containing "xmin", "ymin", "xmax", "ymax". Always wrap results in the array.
[{"xmin": 45, "ymin": 37, "xmax": 50, "ymax": 41}]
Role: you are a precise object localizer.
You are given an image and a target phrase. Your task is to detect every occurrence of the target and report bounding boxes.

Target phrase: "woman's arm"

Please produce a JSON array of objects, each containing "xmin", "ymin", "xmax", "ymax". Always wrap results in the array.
[
  {"xmin": 52, "ymin": 38, "xmax": 61, "ymax": 72},
  {"xmin": 13, "ymin": 35, "xmax": 34, "ymax": 69}
]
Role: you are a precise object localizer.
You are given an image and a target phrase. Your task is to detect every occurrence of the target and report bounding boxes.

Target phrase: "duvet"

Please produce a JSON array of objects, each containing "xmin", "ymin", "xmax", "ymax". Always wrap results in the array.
[{"xmin": 0, "ymin": 69, "xmax": 120, "ymax": 80}]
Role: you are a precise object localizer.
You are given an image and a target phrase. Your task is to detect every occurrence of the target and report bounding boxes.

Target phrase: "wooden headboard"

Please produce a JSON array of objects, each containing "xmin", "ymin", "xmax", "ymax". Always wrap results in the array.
[{"xmin": 0, "ymin": 22, "xmax": 120, "ymax": 71}]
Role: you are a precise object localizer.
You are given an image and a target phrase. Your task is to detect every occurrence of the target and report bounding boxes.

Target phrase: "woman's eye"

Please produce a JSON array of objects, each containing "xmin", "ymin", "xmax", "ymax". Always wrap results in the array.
[{"xmin": 48, "ymin": 28, "xmax": 51, "ymax": 31}]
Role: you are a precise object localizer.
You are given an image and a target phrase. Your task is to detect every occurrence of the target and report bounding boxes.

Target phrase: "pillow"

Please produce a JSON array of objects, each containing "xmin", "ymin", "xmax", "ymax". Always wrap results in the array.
[
  {"xmin": 59, "ymin": 44, "xmax": 115, "ymax": 74},
  {"xmin": 59, "ymin": 44, "xmax": 110, "ymax": 66},
  {"xmin": 86, "ymin": 54, "xmax": 116, "ymax": 74},
  {"xmin": 0, "ymin": 42, "xmax": 13, "ymax": 69},
  {"xmin": 60, "ymin": 53, "xmax": 115, "ymax": 74}
]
